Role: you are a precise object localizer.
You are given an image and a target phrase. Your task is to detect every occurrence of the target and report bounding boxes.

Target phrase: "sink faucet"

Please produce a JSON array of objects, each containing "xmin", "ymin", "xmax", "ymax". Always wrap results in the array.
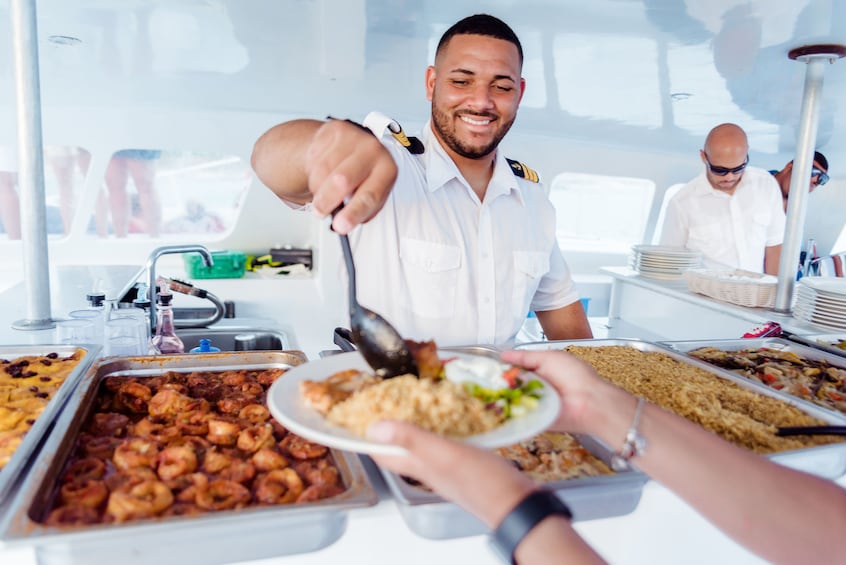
[{"xmin": 145, "ymin": 245, "xmax": 214, "ymax": 334}]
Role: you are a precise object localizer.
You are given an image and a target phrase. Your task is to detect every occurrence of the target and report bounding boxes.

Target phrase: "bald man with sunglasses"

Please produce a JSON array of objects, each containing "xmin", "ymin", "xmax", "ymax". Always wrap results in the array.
[{"xmin": 659, "ymin": 123, "xmax": 786, "ymax": 275}]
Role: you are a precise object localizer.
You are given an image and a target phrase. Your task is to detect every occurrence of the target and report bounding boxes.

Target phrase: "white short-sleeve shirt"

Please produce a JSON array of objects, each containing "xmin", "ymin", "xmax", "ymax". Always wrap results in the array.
[
  {"xmin": 659, "ymin": 166, "xmax": 786, "ymax": 272},
  {"xmin": 344, "ymin": 116, "xmax": 579, "ymax": 346}
]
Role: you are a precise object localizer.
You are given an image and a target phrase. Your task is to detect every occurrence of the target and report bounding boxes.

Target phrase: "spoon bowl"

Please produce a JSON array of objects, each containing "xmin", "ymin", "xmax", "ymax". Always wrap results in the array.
[{"xmin": 333, "ymin": 210, "xmax": 418, "ymax": 379}]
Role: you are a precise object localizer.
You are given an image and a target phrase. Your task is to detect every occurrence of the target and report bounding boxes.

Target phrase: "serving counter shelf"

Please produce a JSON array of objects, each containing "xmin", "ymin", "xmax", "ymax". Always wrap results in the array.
[
  {"xmin": 515, "ymin": 338, "xmax": 846, "ymax": 479},
  {"xmin": 0, "ymin": 351, "xmax": 378, "ymax": 565}
]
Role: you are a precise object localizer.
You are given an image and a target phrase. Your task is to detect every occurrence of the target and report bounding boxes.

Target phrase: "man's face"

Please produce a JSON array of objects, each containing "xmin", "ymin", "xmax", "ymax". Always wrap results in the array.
[
  {"xmin": 426, "ymin": 34, "xmax": 525, "ymax": 160},
  {"xmin": 809, "ymin": 159, "xmax": 828, "ymax": 193},
  {"xmin": 701, "ymin": 149, "xmax": 748, "ymax": 193}
]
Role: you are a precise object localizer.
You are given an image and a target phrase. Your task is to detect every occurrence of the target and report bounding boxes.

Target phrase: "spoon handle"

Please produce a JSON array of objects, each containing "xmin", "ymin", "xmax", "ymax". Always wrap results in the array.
[
  {"xmin": 776, "ymin": 425, "xmax": 846, "ymax": 437},
  {"xmin": 330, "ymin": 204, "xmax": 359, "ymax": 315}
]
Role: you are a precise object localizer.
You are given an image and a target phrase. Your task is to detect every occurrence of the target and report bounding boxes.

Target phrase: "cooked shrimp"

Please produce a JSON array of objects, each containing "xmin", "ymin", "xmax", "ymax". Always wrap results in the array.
[
  {"xmin": 202, "ymin": 449, "xmax": 233, "ymax": 474},
  {"xmin": 251, "ymin": 448, "xmax": 289, "ymax": 472},
  {"xmin": 60, "ymin": 479, "xmax": 109, "ymax": 508},
  {"xmin": 156, "ymin": 445, "xmax": 198, "ymax": 481},
  {"xmin": 113, "ymin": 438, "xmax": 159, "ymax": 471},
  {"xmin": 106, "ymin": 480, "xmax": 174, "ymax": 522},
  {"xmin": 174, "ymin": 410, "xmax": 211, "ymax": 436},
  {"xmin": 62, "ymin": 457, "xmax": 106, "ymax": 483},
  {"xmin": 238, "ymin": 404, "xmax": 270, "ymax": 424},
  {"xmin": 207, "ymin": 418, "xmax": 240, "ymax": 446},
  {"xmin": 114, "ymin": 381, "xmax": 152, "ymax": 414},
  {"xmin": 254, "ymin": 468, "xmax": 304, "ymax": 504},
  {"xmin": 236, "ymin": 424, "xmax": 275, "ymax": 453},
  {"xmin": 279, "ymin": 434, "xmax": 328, "ymax": 460},
  {"xmin": 195, "ymin": 479, "xmax": 251, "ymax": 511},
  {"xmin": 216, "ymin": 459, "xmax": 256, "ymax": 484},
  {"xmin": 45, "ymin": 505, "xmax": 101, "ymax": 526}
]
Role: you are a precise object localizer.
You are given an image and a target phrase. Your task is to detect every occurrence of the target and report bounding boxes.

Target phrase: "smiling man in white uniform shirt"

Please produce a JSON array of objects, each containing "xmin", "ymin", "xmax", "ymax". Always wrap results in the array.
[
  {"xmin": 660, "ymin": 123, "xmax": 785, "ymax": 275},
  {"xmin": 251, "ymin": 14, "xmax": 591, "ymax": 345}
]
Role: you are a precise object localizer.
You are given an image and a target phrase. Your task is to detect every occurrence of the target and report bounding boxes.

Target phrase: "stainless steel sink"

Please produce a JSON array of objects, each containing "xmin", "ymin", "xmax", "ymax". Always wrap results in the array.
[{"xmin": 175, "ymin": 326, "xmax": 288, "ymax": 352}]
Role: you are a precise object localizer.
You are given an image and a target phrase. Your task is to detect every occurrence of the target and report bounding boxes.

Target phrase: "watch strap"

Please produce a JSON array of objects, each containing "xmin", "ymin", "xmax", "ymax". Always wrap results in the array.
[{"xmin": 492, "ymin": 489, "xmax": 573, "ymax": 564}]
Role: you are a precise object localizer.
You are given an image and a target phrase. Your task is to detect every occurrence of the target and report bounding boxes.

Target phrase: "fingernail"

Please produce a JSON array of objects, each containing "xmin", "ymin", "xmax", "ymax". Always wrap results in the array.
[{"xmin": 366, "ymin": 421, "xmax": 393, "ymax": 442}]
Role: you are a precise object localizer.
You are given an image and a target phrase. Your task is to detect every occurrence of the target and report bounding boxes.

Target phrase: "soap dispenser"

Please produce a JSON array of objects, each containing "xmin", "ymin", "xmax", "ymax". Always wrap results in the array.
[{"xmin": 151, "ymin": 294, "xmax": 184, "ymax": 353}]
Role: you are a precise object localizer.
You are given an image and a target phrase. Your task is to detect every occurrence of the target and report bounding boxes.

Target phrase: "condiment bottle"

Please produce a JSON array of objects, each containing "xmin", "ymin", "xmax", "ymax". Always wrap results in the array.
[
  {"xmin": 189, "ymin": 338, "xmax": 221, "ymax": 354},
  {"xmin": 151, "ymin": 294, "xmax": 184, "ymax": 353}
]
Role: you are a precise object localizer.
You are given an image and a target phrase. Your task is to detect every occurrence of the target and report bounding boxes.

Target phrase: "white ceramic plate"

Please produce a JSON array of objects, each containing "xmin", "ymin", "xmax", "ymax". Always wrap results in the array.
[
  {"xmin": 266, "ymin": 351, "xmax": 561, "ymax": 456},
  {"xmin": 799, "ymin": 277, "xmax": 846, "ymax": 297}
]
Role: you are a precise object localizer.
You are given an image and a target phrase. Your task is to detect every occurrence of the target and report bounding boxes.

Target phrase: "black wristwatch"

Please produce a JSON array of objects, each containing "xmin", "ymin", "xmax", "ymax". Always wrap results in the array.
[{"xmin": 491, "ymin": 489, "xmax": 573, "ymax": 564}]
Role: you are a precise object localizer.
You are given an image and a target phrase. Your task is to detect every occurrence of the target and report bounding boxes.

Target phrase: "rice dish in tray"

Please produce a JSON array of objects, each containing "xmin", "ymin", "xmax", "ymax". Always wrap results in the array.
[{"xmin": 564, "ymin": 345, "xmax": 844, "ymax": 454}]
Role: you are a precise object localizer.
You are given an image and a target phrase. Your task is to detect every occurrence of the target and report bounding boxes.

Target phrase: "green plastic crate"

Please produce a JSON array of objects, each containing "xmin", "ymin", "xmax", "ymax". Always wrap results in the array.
[{"xmin": 183, "ymin": 250, "xmax": 246, "ymax": 279}]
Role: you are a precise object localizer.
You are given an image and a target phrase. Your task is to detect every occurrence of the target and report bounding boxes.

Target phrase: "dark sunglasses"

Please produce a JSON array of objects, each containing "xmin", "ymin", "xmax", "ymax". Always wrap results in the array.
[
  {"xmin": 812, "ymin": 167, "xmax": 829, "ymax": 186},
  {"xmin": 704, "ymin": 154, "xmax": 748, "ymax": 176}
]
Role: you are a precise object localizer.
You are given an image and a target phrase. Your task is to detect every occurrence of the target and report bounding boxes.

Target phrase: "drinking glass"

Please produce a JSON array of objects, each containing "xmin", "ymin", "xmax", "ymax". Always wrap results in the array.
[
  {"xmin": 104, "ymin": 316, "xmax": 147, "ymax": 357},
  {"xmin": 55, "ymin": 318, "xmax": 96, "ymax": 345}
]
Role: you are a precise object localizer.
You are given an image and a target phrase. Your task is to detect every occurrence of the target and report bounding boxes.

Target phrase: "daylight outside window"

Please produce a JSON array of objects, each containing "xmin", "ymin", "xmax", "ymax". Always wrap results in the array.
[
  {"xmin": 88, "ymin": 150, "xmax": 251, "ymax": 239},
  {"xmin": 549, "ymin": 172, "xmax": 655, "ymax": 254}
]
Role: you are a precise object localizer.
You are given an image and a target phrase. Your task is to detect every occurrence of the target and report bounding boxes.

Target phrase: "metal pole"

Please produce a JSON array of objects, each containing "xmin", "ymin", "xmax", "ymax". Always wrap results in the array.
[
  {"xmin": 774, "ymin": 45, "xmax": 846, "ymax": 313},
  {"xmin": 10, "ymin": 0, "xmax": 53, "ymax": 330}
]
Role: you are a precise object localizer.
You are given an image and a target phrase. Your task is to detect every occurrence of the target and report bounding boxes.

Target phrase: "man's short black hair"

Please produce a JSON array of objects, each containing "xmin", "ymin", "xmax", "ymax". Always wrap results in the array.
[
  {"xmin": 436, "ymin": 14, "xmax": 523, "ymax": 65},
  {"xmin": 814, "ymin": 151, "xmax": 829, "ymax": 171}
]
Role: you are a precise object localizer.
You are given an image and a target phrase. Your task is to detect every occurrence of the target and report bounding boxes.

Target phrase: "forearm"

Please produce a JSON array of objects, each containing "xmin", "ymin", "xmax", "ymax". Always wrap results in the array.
[
  {"xmin": 514, "ymin": 515, "xmax": 606, "ymax": 564},
  {"xmin": 586, "ymin": 396, "xmax": 846, "ymax": 563},
  {"xmin": 251, "ymin": 119, "xmax": 323, "ymax": 204},
  {"xmin": 537, "ymin": 303, "xmax": 593, "ymax": 341},
  {"xmin": 764, "ymin": 244, "xmax": 781, "ymax": 275}
]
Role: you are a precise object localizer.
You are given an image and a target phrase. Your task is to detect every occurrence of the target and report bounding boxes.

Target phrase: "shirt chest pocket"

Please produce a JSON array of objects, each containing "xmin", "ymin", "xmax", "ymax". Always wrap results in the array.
[
  {"xmin": 512, "ymin": 251, "xmax": 549, "ymax": 315},
  {"xmin": 399, "ymin": 238, "xmax": 462, "ymax": 319}
]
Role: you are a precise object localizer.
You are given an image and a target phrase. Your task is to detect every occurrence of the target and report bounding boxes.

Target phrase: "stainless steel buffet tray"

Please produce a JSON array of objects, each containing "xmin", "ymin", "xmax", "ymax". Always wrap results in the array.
[
  {"xmin": 379, "ymin": 434, "xmax": 647, "ymax": 540},
  {"xmin": 516, "ymin": 339, "xmax": 846, "ymax": 479},
  {"xmin": 0, "ymin": 344, "xmax": 99, "ymax": 508},
  {"xmin": 0, "ymin": 351, "xmax": 378, "ymax": 565},
  {"xmin": 662, "ymin": 337, "xmax": 846, "ymax": 415},
  {"xmin": 783, "ymin": 332, "xmax": 846, "ymax": 359}
]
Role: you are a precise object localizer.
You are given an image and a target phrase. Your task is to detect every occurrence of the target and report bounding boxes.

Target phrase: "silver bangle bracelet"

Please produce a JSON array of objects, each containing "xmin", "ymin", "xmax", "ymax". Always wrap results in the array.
[{"xmin": 610, "ymin": 396, "xmax": 648, "ymax": 471}]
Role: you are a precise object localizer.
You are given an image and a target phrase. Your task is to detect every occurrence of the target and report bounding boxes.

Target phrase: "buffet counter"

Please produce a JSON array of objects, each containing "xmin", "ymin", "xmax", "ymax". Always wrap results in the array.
[
  {"xmin": 601, "ymin": 266, "xmax": 830, "ymax": 341},
  {"xmin": 1, "ymin": 265, "xmax": 844, "ymax": 565}
]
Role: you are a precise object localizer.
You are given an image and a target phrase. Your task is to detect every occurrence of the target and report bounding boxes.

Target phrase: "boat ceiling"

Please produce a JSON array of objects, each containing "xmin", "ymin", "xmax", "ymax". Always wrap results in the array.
[{"xmin": 1, "ymin": 0, "xmax": 845, "ymax": 162}]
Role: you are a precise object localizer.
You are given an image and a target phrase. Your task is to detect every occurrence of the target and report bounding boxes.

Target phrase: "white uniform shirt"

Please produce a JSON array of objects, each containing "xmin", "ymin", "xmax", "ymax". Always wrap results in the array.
[
  {"xmin": 345, "ymin": 117, "xmax": 580, "ymax": 346},
  {"xmin": 659, "ymin": 166, "xmax": 785, "ymax": 272}
]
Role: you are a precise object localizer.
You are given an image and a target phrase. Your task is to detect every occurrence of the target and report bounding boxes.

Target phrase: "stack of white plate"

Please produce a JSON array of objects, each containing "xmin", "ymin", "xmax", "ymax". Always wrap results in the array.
[
  {"xmin": 630, "ymin": 245, "xmax": 702, "ymax": 280},
  {"xmin": 794, "ymin": 277, "xmax": 846, "ymax": 330}
]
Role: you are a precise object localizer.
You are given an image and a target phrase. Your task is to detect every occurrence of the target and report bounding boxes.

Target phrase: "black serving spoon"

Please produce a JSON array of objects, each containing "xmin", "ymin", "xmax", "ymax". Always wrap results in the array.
[
  {"xmin": 332, "ymin": 206, "xmax": 418, "ymax": 378},
  {"xmin": 776, "ymin": 425, "xmax": 846, "ymax": 437}
]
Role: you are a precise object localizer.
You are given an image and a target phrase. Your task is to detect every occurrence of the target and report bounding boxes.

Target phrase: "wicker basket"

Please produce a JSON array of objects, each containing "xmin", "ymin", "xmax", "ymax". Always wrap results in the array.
[{"xmin": 684, "ymin": 269, "xmax": 777, "ymax": 308}]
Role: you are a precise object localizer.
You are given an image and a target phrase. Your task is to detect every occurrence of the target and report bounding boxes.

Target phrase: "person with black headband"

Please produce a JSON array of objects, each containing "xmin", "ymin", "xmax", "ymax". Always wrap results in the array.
[
  {"xmin": 659, "ymin": 123, "xmax": 785, "ymax": 275},
  {"xmin": 368, "ymin": 348, "xmax": 846, "ymax": 565},
  {"xmin": 770, "ymin": 150, "xmax": 830, "ymax": 212}
]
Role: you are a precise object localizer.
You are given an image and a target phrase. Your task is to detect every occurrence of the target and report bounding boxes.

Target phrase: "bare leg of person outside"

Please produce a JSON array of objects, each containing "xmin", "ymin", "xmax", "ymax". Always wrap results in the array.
[
  {"xmin": 0, "ymin": 171, "xmax": 21, "ymax": 240},
  {"xmin": 104, "ymin": 151, "xmax": 161, "ymax": 237}
]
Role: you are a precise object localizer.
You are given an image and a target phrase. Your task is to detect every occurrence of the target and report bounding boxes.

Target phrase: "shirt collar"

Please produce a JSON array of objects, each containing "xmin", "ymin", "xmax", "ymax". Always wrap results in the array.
[{"xmin": 420, "ymin": 120, "xmax": 525, "ymax": 206}]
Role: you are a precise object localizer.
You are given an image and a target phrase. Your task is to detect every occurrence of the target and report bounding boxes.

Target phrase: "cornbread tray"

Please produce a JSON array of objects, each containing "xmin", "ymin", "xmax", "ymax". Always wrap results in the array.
[
  {"xmin": 0, "ymin": 344, "xmax": 99, "ymax": 508},
  {"xmin": 516, "ymin": 339, "xmax": 846, "ymax": 479},
  {"xmin": 378, "ymin": 434, "xmax": 647, "ymax": 540},
  {"xmin": 0, "ymin": 351, "xmax": 378, "ymax": 565}
]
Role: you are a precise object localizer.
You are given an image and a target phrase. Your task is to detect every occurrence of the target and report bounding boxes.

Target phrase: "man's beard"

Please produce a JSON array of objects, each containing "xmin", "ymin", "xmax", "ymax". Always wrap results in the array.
[{"xmin": 431, "ymin": 106, "xmax": 515, "ymax": 160}]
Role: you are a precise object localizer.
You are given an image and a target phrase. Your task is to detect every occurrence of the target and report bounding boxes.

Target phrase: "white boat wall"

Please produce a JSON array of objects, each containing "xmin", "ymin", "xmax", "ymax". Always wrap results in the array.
[{"xmin": 0, "ymin": 0, "xmax": 844, "ymax": 329}]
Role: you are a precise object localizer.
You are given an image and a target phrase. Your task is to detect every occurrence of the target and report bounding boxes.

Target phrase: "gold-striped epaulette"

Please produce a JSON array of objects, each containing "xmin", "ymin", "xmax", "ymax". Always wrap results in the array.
[
  {"xmin": 390, "ymin": 124, "xmax": 425, "ymax": 154},
  {"xmin": 506, "ymin": 158, "xmax": 539, "ymax": 183}
]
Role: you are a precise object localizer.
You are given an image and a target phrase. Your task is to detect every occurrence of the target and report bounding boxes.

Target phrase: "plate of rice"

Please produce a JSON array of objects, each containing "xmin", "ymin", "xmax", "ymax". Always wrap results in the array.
[{"xmin": 266, "ymin": 349, "xmax": 560, "ymax": 456}]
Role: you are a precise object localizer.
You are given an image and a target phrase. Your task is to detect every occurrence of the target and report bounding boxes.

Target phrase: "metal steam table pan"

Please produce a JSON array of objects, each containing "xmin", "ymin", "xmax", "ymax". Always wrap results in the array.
[
  {"xmin": 0, "ymin": 344, "xmax": 99, "ymax": 509},
  {"xmin": 0, "ymin": 351, "xmax": 377, "ymax": 565},
  {"xmin": 518, "ymin": 338, "xmax": 846, "ymax": 479}
]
